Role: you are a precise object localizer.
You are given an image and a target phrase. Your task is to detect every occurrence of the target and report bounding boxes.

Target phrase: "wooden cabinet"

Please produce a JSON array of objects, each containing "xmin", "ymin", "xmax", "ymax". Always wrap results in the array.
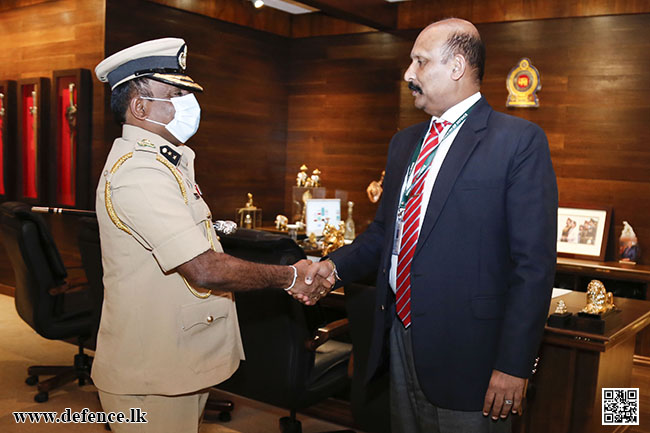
[
  {"xmin": 516, "ymin": 291, "xmax": 650, "ymax": 433},
  {"xmin": 555, "ymin": 258, "xmax": 650, "ymax": 300}
]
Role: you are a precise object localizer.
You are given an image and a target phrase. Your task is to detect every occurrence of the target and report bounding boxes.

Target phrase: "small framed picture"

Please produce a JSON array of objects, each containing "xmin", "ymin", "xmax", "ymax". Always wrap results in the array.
[
  {"xmin": 305, "ymin": 198, "xmax": 341, "ymax": 237},
  {"xmin": 557, "ymin": 204, "xmax": 611, "ymax": 261}
]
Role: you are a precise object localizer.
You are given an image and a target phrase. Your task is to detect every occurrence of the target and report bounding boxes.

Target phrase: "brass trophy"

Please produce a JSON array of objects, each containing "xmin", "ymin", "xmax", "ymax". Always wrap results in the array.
[
  {"xmin": 308, "ymin": 168, "xmax": 321, "ymax": 187},
  {"xmin": 274, "ymin": 214, "xmax": 288, "ymax": 231},
  {"xmin": 236, "ymin": 193, "xmax": 262, "ymax": 229},
  {"xmin": 304, "ymin": 168, "xmax": 321, "ymax": 188},
  {"xmin": 65, "ymin": 83, "xmax": 77, "ymax": 196},
  {"xmin": 296, "ymin": 164, "xmax": 308, "ymax": 187},
  {"xmin": 367, "ymin": 170, "xmax": 385, "ymax": 203},
  {"xmin": 300, "ymin": 189, "xmax": 312, "ymax": 226},
  {"xmin": 293, "ymin": 164, "xmax": 326, "ymax": 226},
  {"xmin": 245, "ymin": 193, "xmax": 255, "ymax": 209}
]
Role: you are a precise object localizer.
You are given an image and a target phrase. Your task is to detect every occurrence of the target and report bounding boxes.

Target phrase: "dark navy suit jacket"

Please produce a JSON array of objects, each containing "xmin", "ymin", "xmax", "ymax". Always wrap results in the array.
[{"xmin": 329, "ymin": 97, "xmax": 558, "ymax": 411}]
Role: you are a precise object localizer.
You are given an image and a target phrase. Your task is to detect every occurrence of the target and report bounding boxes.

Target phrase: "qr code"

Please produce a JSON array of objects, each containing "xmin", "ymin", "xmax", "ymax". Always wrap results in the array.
[{"xmin": 602, "ymin": 388, "xmax": 639, "ymax": 425}]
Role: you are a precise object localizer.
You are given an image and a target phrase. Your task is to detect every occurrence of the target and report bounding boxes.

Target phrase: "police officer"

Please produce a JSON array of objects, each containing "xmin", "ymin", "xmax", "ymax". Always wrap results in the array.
[{"xmin": 94, "ymin": 38, "xmax": 332, "ymax": 433}]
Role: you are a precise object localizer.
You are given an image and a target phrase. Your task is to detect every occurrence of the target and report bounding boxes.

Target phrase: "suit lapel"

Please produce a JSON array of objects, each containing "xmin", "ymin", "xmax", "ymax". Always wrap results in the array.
[{"xmin": 414, "ymin": 97, "xmax": 491, "ymax": 259}]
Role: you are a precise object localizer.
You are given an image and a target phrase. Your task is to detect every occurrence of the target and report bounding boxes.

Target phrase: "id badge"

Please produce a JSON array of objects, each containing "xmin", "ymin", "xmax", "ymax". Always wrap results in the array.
[{"xmin": 392, "ymin": 208, "xmax": 405, "ymax": 255}]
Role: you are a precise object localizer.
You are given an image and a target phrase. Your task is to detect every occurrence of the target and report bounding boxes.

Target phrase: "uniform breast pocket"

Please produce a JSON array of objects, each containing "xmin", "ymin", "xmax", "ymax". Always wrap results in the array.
[
  {"xmin": 188, "ymin": 197, "xmax": 210, "ymax": 224},
  {"xmin": 180, "ymin": 298, "xmax": 235, "ymax": 373}
]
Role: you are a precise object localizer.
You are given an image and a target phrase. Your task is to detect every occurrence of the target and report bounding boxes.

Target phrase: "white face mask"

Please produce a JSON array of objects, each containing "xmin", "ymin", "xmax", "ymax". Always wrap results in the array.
[{"xmin": 143, "ymin": 93, "xmax": 201, "ymax": 143}]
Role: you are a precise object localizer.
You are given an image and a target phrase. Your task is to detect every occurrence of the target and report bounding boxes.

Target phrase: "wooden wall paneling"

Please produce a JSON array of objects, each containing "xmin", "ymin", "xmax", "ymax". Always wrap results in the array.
[
  {"xmin": 145, "ymin": 0, "xmax": 291, "ymax": 37},
  {"xmin": 287, "ymin": 14, "xmax": 650, "ymax": 264},
  {"xmin": 397, "ymin": 0, "xmax": 650, "ymax": 30},
  {"xmin": 0, "ymin": 80, "xmax": 17, "ymax": 201},
  {"xmin": 287, "ymin": 32, "xmax": 406, "ymax": 232},
  {"xmin": 296, "ymin": 0, "xmax": 397, "ymax": 31},
  {"xmin": 50, "ymin": 68, "xmax": 93, "ymax": 209},
  {"xmin": 132, "ymin": 0, "xmax": 650, "ymax": 39},
  {"xmin": 291, "ymin": 13, "xmax": 376, "ymax": 38},
  {"xmin": 105, "ymin": 0, "xmax": 290, "ymax": 222},
  {"xmin": 0, "ymin": 0, "xmax": 107, "ymax": 210},
  {"xmin": 16, "ymin": 77, "xmax": 50, "ymax": 205},
  {"xmin": 476, "ymin": 14, "xmax": 650, "ymax": 263},
  {"xmin": 0, "ymin": 0, "xmax": 105, "ymax": 288},
  {"xmin": 0, "ymin": 0, "xmax": 51, "ymax": 13}
]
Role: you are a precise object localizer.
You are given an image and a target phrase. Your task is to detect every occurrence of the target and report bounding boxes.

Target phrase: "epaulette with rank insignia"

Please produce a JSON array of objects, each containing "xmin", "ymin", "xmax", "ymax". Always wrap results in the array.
[
  {"xmin": 160, "ymin": 145, "xmax": 181, "ymax": 166},
  {"xmin": 106, "ymin": 139, "xmax": 189, "ymax": 236}
]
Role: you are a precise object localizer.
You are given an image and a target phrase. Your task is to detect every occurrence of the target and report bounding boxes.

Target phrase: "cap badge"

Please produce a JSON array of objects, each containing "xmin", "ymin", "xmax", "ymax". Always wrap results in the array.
[{"xmin": 178, "ymin": 46, "xmax": 187, "ymax": 71}]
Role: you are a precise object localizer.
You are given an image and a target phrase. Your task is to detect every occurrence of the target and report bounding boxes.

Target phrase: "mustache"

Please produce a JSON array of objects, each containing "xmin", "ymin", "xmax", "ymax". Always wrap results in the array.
[{"xmin": 408, "ymin": 81, "xmax": 423, "ymax": 94}]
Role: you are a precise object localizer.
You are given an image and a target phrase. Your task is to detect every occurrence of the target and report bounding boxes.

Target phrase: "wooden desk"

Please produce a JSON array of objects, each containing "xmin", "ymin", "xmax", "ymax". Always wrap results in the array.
[
  {"xmin": 518, "ymin": 291, "xmax": 650, "ymax": 433},
  {"xmin": 555, "ymin": 258, "xmax": 650, "ymax": 361}
]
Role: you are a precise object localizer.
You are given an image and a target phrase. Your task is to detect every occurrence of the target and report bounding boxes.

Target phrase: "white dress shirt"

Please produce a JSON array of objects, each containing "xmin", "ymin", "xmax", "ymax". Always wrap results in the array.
[{"xmin": 389, "ymin": 92, "xmax": 482, "ymax": 292}]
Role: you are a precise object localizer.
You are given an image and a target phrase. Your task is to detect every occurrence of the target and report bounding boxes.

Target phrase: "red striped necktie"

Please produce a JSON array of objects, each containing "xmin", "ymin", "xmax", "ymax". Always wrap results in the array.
[{"xmin": 395, "ymin": 120, "xmax": 450, "ymax": 327}]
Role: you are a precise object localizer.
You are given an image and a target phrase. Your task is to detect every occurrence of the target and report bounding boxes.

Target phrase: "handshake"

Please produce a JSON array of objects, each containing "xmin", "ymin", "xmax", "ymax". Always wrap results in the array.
[{"xmin": 285, "ymin": 259, "xmax": 339, "ymax": 305}]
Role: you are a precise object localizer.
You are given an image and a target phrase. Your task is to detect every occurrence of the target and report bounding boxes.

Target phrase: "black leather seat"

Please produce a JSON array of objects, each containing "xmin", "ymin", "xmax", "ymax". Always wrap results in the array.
[
  {"xmin": 217, "ymin": 228, "xmax": 354, "ymax": 433},
  {"xmin": 0, "ymin": 201, "xmax": 97, "ymax": 403}
]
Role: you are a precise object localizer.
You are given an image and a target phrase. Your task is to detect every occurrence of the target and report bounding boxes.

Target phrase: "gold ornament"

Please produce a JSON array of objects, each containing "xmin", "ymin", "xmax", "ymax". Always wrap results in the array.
[
  {"xmin": 275, "ymin": 214, "xmax": 289, "ymax": 231},
  {"xmin": 554, "ymin": 300, "xmax": 568, "ymax": 314},
  {"xmin": 296, "ymin": 164, "xmax": 309, "ymax": 187},
  {"xmin": 322, "ymin": 220, "xmax": 346, "ymax": 256},
  {"xmin": 367, "ymin": 170, "xmax": 385, "ymax": 203},
  {"xmin": 581, "ymin": 280, "xmax": 615, "ymax": 315}
]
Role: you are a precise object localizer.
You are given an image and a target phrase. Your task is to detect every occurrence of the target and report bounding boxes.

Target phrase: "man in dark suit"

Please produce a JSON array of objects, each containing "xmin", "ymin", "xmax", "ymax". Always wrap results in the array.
[{"xmin": 305, "ymin": 18, "xmax": 557, "ymax": 433}]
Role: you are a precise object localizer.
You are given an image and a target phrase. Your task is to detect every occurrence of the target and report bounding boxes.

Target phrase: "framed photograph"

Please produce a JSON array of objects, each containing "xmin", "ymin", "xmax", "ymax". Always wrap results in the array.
[
  {"xmin": 305, "ymin": 198, "xmax": 341, "ymax": 236},
  {"xmin": 557, "ymin": 205, "xmax": 611, "ymax": 261}
]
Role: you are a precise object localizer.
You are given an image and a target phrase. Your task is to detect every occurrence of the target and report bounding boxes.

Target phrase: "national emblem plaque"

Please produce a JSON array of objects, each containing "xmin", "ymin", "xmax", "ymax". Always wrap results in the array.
[{"xmin": 506, "ymin": 57, "xmax": 541, "ymax": 108}]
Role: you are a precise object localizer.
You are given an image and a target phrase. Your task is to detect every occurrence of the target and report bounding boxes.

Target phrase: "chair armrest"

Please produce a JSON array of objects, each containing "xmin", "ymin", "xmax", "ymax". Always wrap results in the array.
[
  {"xmin": 48, "ymin": 279, "xmax": 89, "ymax": 296},
  {"xmin": 305, "ymin": 318, "xmax": 349, "ymax": 351}
]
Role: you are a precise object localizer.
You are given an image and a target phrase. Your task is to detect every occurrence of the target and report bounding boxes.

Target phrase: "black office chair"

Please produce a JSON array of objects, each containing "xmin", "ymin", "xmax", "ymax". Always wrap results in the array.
[
  {"xmin": 217, "ymin": 228, "xmax": 354, "ymax": 433},
  {"xmin": 76, "ymin": 217, "xmax": 105, "ymax": 348},
  {"xmin": 0, "ymin": 201, "xmax": 97, "ymax": 403}
]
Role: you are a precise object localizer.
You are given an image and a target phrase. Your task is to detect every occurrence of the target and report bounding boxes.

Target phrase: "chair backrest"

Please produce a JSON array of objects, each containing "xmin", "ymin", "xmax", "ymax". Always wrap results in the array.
[
  {"xmin": 0, "ymin": 202, "xmax": 92, "ymax": 340},
  {"xmin": 76, "ymin": 216, "xmax": 104, "ymax": 340},
  {"xmin": 217, "ymin": 229, "xmax": 318, "ymax": 409}
]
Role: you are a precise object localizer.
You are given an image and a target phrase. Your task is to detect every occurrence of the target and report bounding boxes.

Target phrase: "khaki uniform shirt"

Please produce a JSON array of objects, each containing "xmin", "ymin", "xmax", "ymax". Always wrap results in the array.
[{"xmin": 92, "ymin": 125, "xmax": 244, "ymax": 396}]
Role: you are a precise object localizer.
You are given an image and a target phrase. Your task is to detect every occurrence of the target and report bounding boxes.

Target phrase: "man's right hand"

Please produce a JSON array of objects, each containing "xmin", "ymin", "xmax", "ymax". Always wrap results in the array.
[{"xmin": 287, "ymin": 259, "xmax": 335, "ymax": 305}]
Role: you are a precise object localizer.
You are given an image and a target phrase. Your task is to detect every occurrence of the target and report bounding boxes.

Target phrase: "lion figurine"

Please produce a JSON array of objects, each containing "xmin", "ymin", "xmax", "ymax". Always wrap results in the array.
[{"xmin": 581, "ymin": 279, "xmax": 615, "ymax": 314}]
